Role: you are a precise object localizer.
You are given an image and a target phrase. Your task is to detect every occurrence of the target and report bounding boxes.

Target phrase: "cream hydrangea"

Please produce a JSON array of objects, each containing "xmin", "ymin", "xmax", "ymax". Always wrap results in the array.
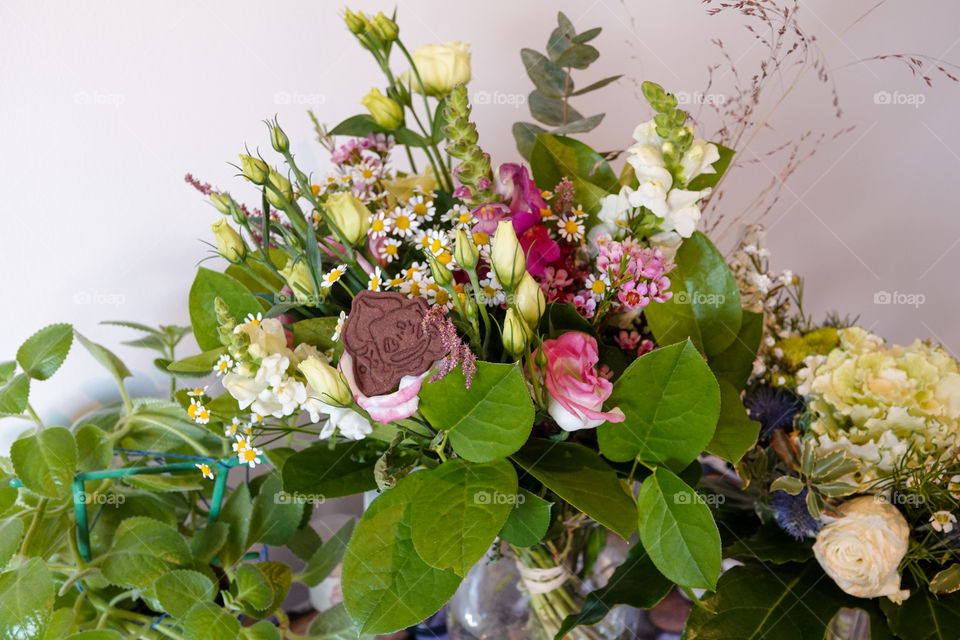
[{"xmin": 798, "ymin": 327, "xmax": 960, "ymax": 486}]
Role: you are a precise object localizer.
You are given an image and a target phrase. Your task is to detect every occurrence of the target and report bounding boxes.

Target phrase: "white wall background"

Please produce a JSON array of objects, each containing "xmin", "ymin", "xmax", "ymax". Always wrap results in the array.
[{"xmin": 3, "ymin": 0, "xmax": 960, "ymax": 451}]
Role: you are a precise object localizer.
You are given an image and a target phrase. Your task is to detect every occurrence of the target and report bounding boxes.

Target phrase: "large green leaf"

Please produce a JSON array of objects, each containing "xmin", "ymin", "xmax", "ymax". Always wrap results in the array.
[
  {"xmin": 64, "ymin": 632, "xmax": 122, "ymax": 640},
  {"xmin": 247, "ymin": 472, "xmax": 304, "ymax": 547},
  {"xmin": 154, "ymin": 569, "xmax": 216, "ymax": 618},
  {"xmin": 410, "ymin": 459, "xmax": 517, "ymax": 576},
  {"xmin": 300, "ymin": 519, "xmax": 355, "ymax": 587},
  {"xmin": 707, "ymin": 309, "xmax": 763, "ymax": 391},
  {"xmin": 419, "ymin": 362, "xmax": 534, "ymax": 463},
  {"xmin": 636, "ymin": 467, "xmax": 721, "ymax": 590},
  {"xmin": 189, "ymin": 522, "xmax": 229, "ymax": 564},
  {"xmin": 74, "ymin": 424, "xmax": 112, "ymax": 472},
  {"xmin": 529, "ymin": 134, "xmax": 619, "ymax": 212},
  {"xmin": 881, "ymin": 587, "xmax": 960, "ymax": 640},
  {"xmin": 16, "ymin": 323, "xmax": 73, "ymax": 381},
  {"xmin": 723, "ymin": 524, "xmax": 813, "ymax": 565},
  {"xmin": 499, "ymin": 488, "xmax": 552, "ymax": 547},
  {"xmin": 10, "ymin": 427, "xmax": 77, "ymax": 499},
  {"xmin": 182, "ymin": 602, "xmax": 240, "ymax": 640},
  {"xmin": 188, "ymin": 267, "xmax": 263, "ymax": 351},
  {"xmin": 281, "ymin": 440, "xmax": 382, "ymax": 499},
  {"xmin": 342, "ymin": 471, "xmax": 461, "ymax": 634},
  {"xmin": 598, "ymin": 341, "xmax": 720, "ymax": 469},
  {"xmin": 705, "ymin": 380, "xmax": 760, "ymax": 463},
  {"xmin": 0, "ymin": 558, "xmax": 54, "ymax": 640},
  {"xmin": 645, "ymin": 231, "xmax": 742, "ymax": 357},
  {"xmin": 218, "ymin": 483, "xmax": 252, "ymax": 567},
  {"xmin": 0, "ymin": 374, "xmax": 29, "ymax": 414},
  {"xmin": 253, "ymin": 561, "xmax": 291, "ymax": 617},
  {"xmin": 329, "ymin": 114, "xmax": 390, "ymax": 137},
  {"xmin": 102, "ymin": 516, "xmax": 192, "ymax": 589},
  {"xmin": 241, "ymin": 620, "xmax": 283, "ymax": 640},
  {"xmin": 0, "ymin": 518, "xmax": 24, "ymax": 567},
  {"xmin": 291, "ymin": 317, "xmax": 341, "ymax": 352},
  {"xmin": 231, "ymin": 564, "xmax": 273, "ymax": 613},
  {"xmin": 555, "ymin": 542, "xmax": 672, "ymax": 638},
  {"xmin": 167, "ymin": 347, "xmax": 227, "ymax": 375},
  {"xmin": 687, "ymin": 561, "xmax": 891, "ymax": 640},
  {"xmin": 308, "ymin": 603, "xmax": 373, "ymax": 639},
  {"xmin": 511, "ymin": 440, "xmax": 636, "ymax": 540}
]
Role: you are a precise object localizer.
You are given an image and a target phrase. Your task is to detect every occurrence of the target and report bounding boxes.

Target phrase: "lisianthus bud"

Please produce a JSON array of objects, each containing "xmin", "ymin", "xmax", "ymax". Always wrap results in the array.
[
  {"xmin": 405, "ymin": 42, "xmax": 471, "ymax": 97},
  {"xmin": 515, "ymin": 272, "xmax": 545, "ymax": 328},
  {"xmin": 210, "ymin": 192, "xmax": 232, "ymax": 215},
  {"xmin": 343, "ymin": 9, "xmax": 366, "ymax": 34},
  {"xmin": 325, "ymin": 192, "xmax": 372, "ymax": 245},
  {"xmin": 211, "ymin": 219, "xmax": 245, "ymax": 261},
  {"xmin": 361, "ymin": 88, "xmax": 403, "ymax": 130},
  {"xmin": 269, "ymin": 122, "xmax": 290, "ymax": 153},
  {"xmin": 299, "ymin": 356, "xmax": 353, "ymax": 406},
  {"xmin": 454, "ymin": 229, "xmax": 479, "ymax": 270},
  {"xmin": 239, "ymin": 154, "xmax": 269, "ymax": 185},
  {"xmin": 373, "ymin": 12, "xmax": 399, "ymax": 41},
  {"xmin": 279, "ymin": 260, "xmax": 315, "ymax": 301},
  {"xmin": 426, "ymin": 253, "xmax": 453, "ymax": 287},
  {"xmin": 265, "ymin": 169, "xmax": 293, "ymax": 209},
  {"xmin": 491, "ymin": 220, "xmax": 526, "ymax": 290},
  {"xmin": 502, "ymin": 308, "xmax": 528, "ymax": 358}
]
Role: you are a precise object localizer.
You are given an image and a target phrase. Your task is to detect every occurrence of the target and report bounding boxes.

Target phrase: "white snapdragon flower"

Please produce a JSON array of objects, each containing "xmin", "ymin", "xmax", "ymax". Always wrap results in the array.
[
  {"xmin": 319, "ymin": 405, "xmax": 373, "ymax": 440},
  {"xmin": 680, "ymin": 139, "xmax": 720, "ymax": 183}
]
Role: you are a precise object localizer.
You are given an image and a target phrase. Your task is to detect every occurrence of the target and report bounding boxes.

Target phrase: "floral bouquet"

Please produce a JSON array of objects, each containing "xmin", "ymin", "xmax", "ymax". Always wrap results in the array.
[{"xmin": 2, "ymin": 5, "xmax": 956, "ymax": 640}]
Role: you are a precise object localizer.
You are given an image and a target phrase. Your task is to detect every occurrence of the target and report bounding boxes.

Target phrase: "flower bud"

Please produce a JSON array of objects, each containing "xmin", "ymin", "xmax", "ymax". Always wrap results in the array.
[
  {"xmin": 372, "ymin": 12, "xmax": 399, "ymax": 41},
  {"xmin": 405, "ymin": 42, "xmax": 471, "ymax": 97},
  {"xmin": 502, "ymin": 308, "xmax": 528, "ymax": 359},
  {"xmin": 343, "ymin": 9, "xmax": 366, "ymax": 34},
  {"xmin": 515, "ymin": 272, "xmax": 545, "ymax": 329},
  {"xmin": 454, "ymin": 229, "xmax": 479, "ymax": 270},
  {"xmin": 238, "ymin": 154, "xmax": 269, "ymax": 185},
  {"xmin": 210, "ymin": 192, "xmax": 232, "ymax": 215},
  {"xmin": 426, "ymin": 253, "xmax": 453, "ymax": 287},
  {"xmin": 491, "ymin": 220, "xmax": 526, "ymax": 290},
  {"xmin": 211, "ymin": 219, "xmax": 245, "ymax": 261},
  {"xmin": 269, "ymin": 121, "xmax": 290, "ymax": 153},
  {"xmin": 265, "ymin": 169, "xmax": 293, "ymax": 209},
  {"xmin": 299, "ymin": 356, "xmax": 353, "ymax": 406},
  {"xmin": 279, "ymin": 260, "xmax": 315, "ymax": 301},
  {"xmin": 464, "ymin": 297, "xmax": 478, "ymax": 321},
  {"xmin": 325, "ymin": 192, "xmax": 372, "ymax": 245},
  {"xmin": 361, "ymin": 88, "xmax": 403, "ymax": 130}
]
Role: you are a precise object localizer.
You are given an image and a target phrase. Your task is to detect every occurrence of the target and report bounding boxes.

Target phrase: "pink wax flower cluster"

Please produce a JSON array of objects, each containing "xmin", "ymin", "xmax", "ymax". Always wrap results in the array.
[{"xmin": 331, "ymin": 132, "xmax": 395, "ymax": 164}]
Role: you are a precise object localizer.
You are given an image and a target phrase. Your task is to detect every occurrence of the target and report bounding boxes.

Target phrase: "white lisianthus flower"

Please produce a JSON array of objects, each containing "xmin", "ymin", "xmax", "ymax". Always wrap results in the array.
[
  {"xmin": 402, "ymin": 42, "xmax": 471, "ymax": 97},
  {"xmin": 680, "ymin": 139, "xmax": 721, "ymax": 183},
  {"xmin": 813, "ymin": 496, "xmax": 910, "ymax": 602}
]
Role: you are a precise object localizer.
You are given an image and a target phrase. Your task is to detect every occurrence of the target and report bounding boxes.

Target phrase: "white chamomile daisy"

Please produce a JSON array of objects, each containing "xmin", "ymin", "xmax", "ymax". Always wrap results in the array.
[
  {"xmin": 425, "ymin": 229, "xmax": 450, "ymax": 258},
  {"xmin": 931, "ymin": 511, "xmax": 957, "ymax": 533},
  {"xmin": 367, "ymin": 267, "xmax": 383, "ymax": 291},
  {"xmin": 187, "ymin": 386, "xmax": 208, "ymax": 398},
  {"xmin": 188, "ymin": 402, "xmax": 210, "ymax": 425},
  {"xmin": 238, "ymin": 446, "xmax": 264, "ymax": 468},
  {"xmin": 408, "ymin": 195, "xmax": 435, "ymax": 221},
  {"xmin": 245, "ymin": 312, "xmax": 263, "ymax": 326},
  {"xmin": 584, "ymin": 273, "xmax": 610, "ymax": 301},
  {"xmin": 224, "ymin": 416, "xmax": 241, "ymax": 437},
  {"xmin": 541, "ymin": 190, "xmax": 554, "ymax": 201},
  {"xmin": 389, "ymin": 206, "xmax": 419, "ymax": 238},
  {"xmin": 243, "ymin": 423, "xmax": 253, "ymax": 436},
  {"xmin": 949, "ymin": 475, "xmax": 960, "ymax": 499},
  {"xmin": 426, "ymin": 283, "xmax": 455, "ymax": 310},
  {"xmin": 332, "ymin": 311, "xmax": 347, "ymax": 341},
  {"xmin": 557, "ymin": 215, "xmax": 585, "ymax": 242},
  {"xmin": 572, "ymin": 205, "xmax": 587, "ymax": 218},
  {"xmin": 213, "ymin": 354, "xmax": 235, "ymax": 377},
  {"xmin": 249, "ymin": 413, "xmax": 264, "ymax": 425},
  {"xmin": 472, "ymin": 230, "xmax": 492, "ymax": 260},
  {"xmin": 232, "ymin": 435, "xmax": 251, "ymax": 453},
  {"xmin": 351, "ymin": 159, "xmax": 381, "ymax": 185},
  {"xmin": 379, "ymin": 237, "xmax": 401, "ymax": 263},
  {"xmin": 368, "ymin": 210, "xmax": 392, "ymax": 239},
  {"xmin": 479, "ymin": 276, "xmax": 505, "ymax": 307},
  {"xmin": 195, "ymin": 463, "xmax": 214, "ymax": 480},
  {"xmin": 445, "ymin": 204, "xmax": 474, "ymax": 229},
  {"xmin": 321, "ymin": 264, "xmax": 347, "ymax": 289}
]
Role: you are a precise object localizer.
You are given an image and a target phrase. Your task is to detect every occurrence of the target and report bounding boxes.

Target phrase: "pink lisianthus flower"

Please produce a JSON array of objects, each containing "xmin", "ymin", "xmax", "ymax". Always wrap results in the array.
[
  {"xmin": 539, "ymin": 332, "xmax": 625, "ymax": 431},
  {"xmin": 339, "ymin": 352, "xmax": 428, "ymax": 423}
]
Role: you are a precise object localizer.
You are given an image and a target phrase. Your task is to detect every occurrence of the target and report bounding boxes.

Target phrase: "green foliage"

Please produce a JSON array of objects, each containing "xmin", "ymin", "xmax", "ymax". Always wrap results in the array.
[
  {"xmin": 16, "ymin": 323, "xmax": 73, "ymax": 381},
  {"xmin": 0, "ymin": 558, "xmax": 54, "ymax": 640},
  {"xmin": 282, "ymin": 439, "xmax": 383, "ymax": 499},
  {"xmin": 419, "ymin": 362, "xmax": 535, "ymax": 462},
  {"xmin": 155, "ymin": 570, "xmax": 217, "ymax": 618},
  {"xmin": 11, "ymin": 427, "xmax": 77, "ymax": 499},
  {"xmin": 101, "ymin": 517, "xmax": 193, "ymax": 589},
  {"xmin": 529, "ymin": 134, "xmax": 620, "ymax": 213},
  {"xmin": 499, "ymin": 488, "xmax": 552, "ymax": 547},
  {"xmin": 514, "ymin": 12, "xmax": 621, "ymax": 158},
  {"xmin": 299, "ymin": 519, "xmax": 355, "ymax": 587},
  {"xmin": 706, "ymin": 379, "xmax": 760, "ymax": 464},
  {"xmin": 599, "ymin": 340, "xmax": 720, "ymax": 470},
  {"xmin": 188, "ymin": 267, "xmax": 264, "ymax": 351}
]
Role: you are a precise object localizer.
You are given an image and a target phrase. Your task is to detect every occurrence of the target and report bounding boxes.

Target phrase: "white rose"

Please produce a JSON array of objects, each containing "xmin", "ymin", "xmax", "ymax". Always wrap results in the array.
[
  {"xmin": 405, "ymin": 42, "xmax": 471, "ymax": 97},
  {"xmin": 813, "ymin": 496, "xmax": 910, "ymax": 602}
]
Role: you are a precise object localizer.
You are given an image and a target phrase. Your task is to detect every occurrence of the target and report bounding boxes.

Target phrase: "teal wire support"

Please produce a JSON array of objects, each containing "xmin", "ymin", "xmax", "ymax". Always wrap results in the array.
[{"xmin": 73, "ymin": 476, "xmax": 91, "ymax": 562}]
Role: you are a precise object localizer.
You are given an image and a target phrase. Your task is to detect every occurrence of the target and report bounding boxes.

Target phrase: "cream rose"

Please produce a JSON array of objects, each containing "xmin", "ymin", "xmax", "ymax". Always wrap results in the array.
[
  {"xmin": 812, "ymin": 496, "xmax": 910, "ymax": 602},
  {"xmin": 405, "ymin": 42, "xmax": 471, "ymax": 96}
]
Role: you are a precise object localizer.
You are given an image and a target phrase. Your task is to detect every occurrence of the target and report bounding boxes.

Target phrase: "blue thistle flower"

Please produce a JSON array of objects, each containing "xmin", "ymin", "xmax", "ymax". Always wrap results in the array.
[
  {"xmin": 770, "ymin": 489, "xmax": 819, "ymax": 539},
  {"xmin": 743, "ymin": 384, "xmax": 804, "ymax": 442}
]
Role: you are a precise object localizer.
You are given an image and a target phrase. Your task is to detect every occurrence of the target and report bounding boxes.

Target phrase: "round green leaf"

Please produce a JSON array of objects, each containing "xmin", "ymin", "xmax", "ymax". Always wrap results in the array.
[
  {"xmin": 188, "ymin": 267, "xmax": 264, "ymax": 351},
  {"xmin": 705, "ymin": 379, "xmax": 760, "ymax": 464},
  {"xmin": 498, "ymin": 488, "xmax": 552, "ymax": 547},
  {"xmin": 101, "ymin": 517, "xmax": 192, "ymax": 589},
  {"xmin": 410, "ymin": 459, "xmax": 517, "ymax": 575},
  {"xmin": 11, "ymin": 427, "xmax": 78, "ymax": 499},
  {"xmin": 282, "ymin": 440, "xmax": 381, "ymax": 500},
  {"xmin": 247, "ymin": 472, "xmax": 304, "ymax": 547},
  {"xmin": 0, "ymin": 374, "xmax": 30, "ymax": 415},
  {"xmin": 636, "ymin": 467, "xmax": 721, "ymax": 590},
  {"xmin": 419, "ymin": 362, "xmax": 535, "ymax": 463},
  {"xmin": 342, "ymin": 471, "xmax": 461, "ymax": 634},
  {"xmin": 0, "ymin": 557, "xmax": 54, "ymax": 640},
  {"xmin": 16, "ymin": 323, "xmax": 73, "ymax": 381},
  {"xmin": 182, "ymin": 602, "xmax": 240, "ymax": 640},
  {"xmin": 252, "ymin": 562, "xmax": 291, "ymax": 617},
  {"xmin": 231, "ymin": 564, "xmax": 273, "ymax": 612},
  {"xmin": 241, "ymin": 620, "xmax": 283, "ymax": 640},
  {"xmin": 74, "ymin": 424, "xmax": 113, "ymax": 472},
  {"xmin": 598, "ymin": 341, "xmax": 720, "ymax": 469},
  {"xmin": 154, "ymin": 569, "xmax": 216, "ymax": 618}
]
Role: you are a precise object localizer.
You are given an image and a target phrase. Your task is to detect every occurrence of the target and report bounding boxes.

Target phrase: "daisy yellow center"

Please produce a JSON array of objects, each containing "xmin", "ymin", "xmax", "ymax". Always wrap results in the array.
[
  {"xmin": 250, "ymin": 319, "xmax": 260, "ymax": 326},
  {"xmin": 540, "ymin": 208, "xmax": 553, "ymax": 218},
  {"xmin": 236, "ymin": 440, "xmax": 248, "ymax": 450},
  {"xmin": 483, "ymin": 285, "xmax": 497, "ymax": 299},
  {"xmin": 413, "ymin": 202, "xmax": 428, "ymax": 216},
  {"xmin": 362, "ymin": 168, "xmax": 374, "ymax": 179},
  {"xmin": 591, "ymin": 280, "xmax": 606, "ymax": 295},
  {"xmin": 396, "ymin": 216, "xmax": 410, "ymax": 230},
  {"xmin": 242, "ymin": 449, "xmax": 257, "ymax": 462},
  {"xmin": 564, "ymin": 219, "xmax": 579, "ymax": 234},
  {"xmin": 458, "ymin": 211, "xmax": 472, "ymax": 224},
  {"xmin": 434, "ymin": 289, "xmax": 450, "ymax": 305},
  {"xmin": 369, "ymin": 276, "xmax": 380, "ymax": 289},
  {"xmin": 385, "ymin": 244, "xmax": 398, "ymax": 255},
  {"xmin": 473, "ymin": 231, "xmax": 489, "ymax": 246},
  {"xmin": 199, "ymin": 464, "xmax": 211, "ymax": 475},
  {"xmin": 437, "ymin": 251, "xmax": 453, "ymax": 265},
  {"xmin": 371, "ymin": 219, "xmax": 384, "ymax": 232},
  {"xmin": 409, "ymin": 281, "xmax": 421, "ymax": 296},
  {"xmin": 188, "ymin": 404, "xmax": 200, "ymax": 418},
  {"xmin": 199, "ymin": 409, "xmax": 209, "ymax": 420},
  {"xmin": 217, "ymin": 362, "xmax": 228, "ymax": 371},
  {"xmin": 430, "ymin": 238, "xmax": 444, "ymax": 253}
]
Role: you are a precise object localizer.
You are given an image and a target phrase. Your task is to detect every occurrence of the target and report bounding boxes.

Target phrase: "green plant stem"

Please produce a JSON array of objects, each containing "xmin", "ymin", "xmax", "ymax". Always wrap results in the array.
[
  {"xmin": 24, "ymin": 402, "xmax": 43, "ymax": 429},
  {"xmin": 19, "ymin": 498, "xmax": 48, "ymax": 557}
]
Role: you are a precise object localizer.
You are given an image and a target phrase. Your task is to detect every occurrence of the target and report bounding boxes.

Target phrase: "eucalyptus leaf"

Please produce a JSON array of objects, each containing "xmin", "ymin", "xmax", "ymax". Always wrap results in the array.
[
  {"xmin": 554, "ymin": 43, "xmax": 600, "ymax": 69},
  {"xmin": 551, "ymin": 113, "xmax": 605, "ymax": 135},
  {"xmin": 529, "ymin": 90, "xmax": 582, "ymax": 127},
  {"xmin": 16, "ymin": 323, "xmax": 73, "ymax": 381},
  {"xmin": 520, "ymin": 48, "xmax": 568, "ymax": 99},
  {"xmin": 513, "ymin": 121, "xmax": 548, "ymax": 160}
]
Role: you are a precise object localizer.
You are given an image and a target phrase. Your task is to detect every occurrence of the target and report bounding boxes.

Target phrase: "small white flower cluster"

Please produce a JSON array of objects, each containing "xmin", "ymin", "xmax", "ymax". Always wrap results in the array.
[{"xmin": 595, "ymin": 120, "xmax": 719, "ymax": 247}]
